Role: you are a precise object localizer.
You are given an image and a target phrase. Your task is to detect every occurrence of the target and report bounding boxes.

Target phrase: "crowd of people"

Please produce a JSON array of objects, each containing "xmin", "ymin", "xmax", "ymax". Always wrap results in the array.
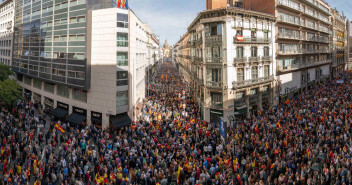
[{"xmin": 0, "ymin": 60, "xmax": 352, "ymax": 185}]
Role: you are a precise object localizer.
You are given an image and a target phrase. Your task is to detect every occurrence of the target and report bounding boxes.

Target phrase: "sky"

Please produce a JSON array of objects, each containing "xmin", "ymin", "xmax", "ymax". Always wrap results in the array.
[{"xmin": 129, "ymin": 0, "xmax": 352, "ymax": 46}]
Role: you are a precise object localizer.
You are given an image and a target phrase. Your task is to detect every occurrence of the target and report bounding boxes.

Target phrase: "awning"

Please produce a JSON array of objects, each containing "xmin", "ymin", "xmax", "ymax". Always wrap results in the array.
[
  {"xmin": 235, "ymin": 105, "xmax": 248, "ymax": 115},
  {"xmin": 65, "ymin": 113, "xmax": 86, "ymax": 125},
  {"xmin": 110, "ymin": 113, "xmax": 132, "ymax": 129},
  {"xmin": 50, "ymin": 107, "xmax": 68, "ymax": 119}
]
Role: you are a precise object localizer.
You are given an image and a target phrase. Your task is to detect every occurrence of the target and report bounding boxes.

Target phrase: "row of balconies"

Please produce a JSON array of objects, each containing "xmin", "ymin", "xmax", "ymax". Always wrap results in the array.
[
  {"xmin": 234, "ymin": 56, "xmax": 273, "ymax": 63},
  {"xmin": 277, "ymin": 33, "xmax": 329, "ymax": 43},
  {"xmin": 277, "ymin": 59, "xmax": 332, "ymax": 72},
  {"xmin": 233, "ymin": 36, "xmax": 270, "ymax": 44},
  {"xmin": 232, "ymin": 75, "xmax": 274, "ymax": 89},
  {"xmin": 277, "ymin": 0, "xmax": 330, "ymax": 16},
  {"xmin": 277, "ymin": 48, "xmax": 331, "ymax": 55}
]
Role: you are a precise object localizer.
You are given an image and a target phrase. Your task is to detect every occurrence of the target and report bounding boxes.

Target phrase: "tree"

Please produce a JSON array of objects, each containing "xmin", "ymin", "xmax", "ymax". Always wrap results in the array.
[
  {"xmin": 0, "ymin": 79, "xmax": 22, "ymax": 107},
  {"xmin": 0, "ymin": 64, "xmax": 13, "ymax": 81}
]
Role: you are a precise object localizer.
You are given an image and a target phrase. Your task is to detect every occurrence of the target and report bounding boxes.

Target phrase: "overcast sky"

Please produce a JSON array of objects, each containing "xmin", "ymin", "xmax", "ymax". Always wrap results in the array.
[{"xmin": 130, "ymin": 0, "xmax": 350, "ymax": 46}]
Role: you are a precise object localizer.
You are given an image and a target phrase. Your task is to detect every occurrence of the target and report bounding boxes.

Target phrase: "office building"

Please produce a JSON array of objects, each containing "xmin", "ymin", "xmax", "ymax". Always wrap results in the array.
[
  {"xmin": 175, "ymin": 6, "xmax": 276, "ymax": 123},
  {"xmin": 0, "ymin": 0, "xmax": 14, "ymax": 66},
  {"xmin": 11, "ymin": 0, "xmax": 158, "ymax": 129}
]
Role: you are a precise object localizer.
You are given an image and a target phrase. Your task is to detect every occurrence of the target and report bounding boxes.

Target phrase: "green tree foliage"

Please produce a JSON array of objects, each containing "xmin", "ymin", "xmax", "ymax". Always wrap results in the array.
[
  {"xmin": 0, "ymin": 64, "xmax": 13, "ymax": 81},
  {"xmin": 0, "ymin": 79, "xmax": 22, "ymax": 106}
]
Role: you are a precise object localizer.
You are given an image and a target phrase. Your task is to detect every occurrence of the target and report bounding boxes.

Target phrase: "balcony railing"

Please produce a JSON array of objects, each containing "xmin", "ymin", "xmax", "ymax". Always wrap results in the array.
[
  {"xmin": 205, "ymin": 35, "xmax": 222, "ymax": 44},
  {"xmin": 194, "ymin": 57, "xmax": 203, "ymax": 62},
  {"xmin": 277, "ymin": 33, "xmax": 299, "ymax": 40},
  {"xmin": 249, "ymin": 57, "xmax": 259, "ymax": 62},
  {"xmin": 206, "ymin": 57, "xmax": 223, "ymax": 63},
  {"xmin": 210, "ymin": 101, "xmax": 223, "ymax": 109},
  {"xmin": 262, "ymin": 56, "xmax": 273, "ymax": 61},
  {"xmin": 278, "ymin": 50, "xmax": 302, "ymax": 55},
  {"xmin": 234, "ymin": 57, "xmax": 246, "ymax": 63},
  {"xmin": 234, "ymin": 36, "xmax": 269, "ymax": 44},
  {"xmin": 233, "ymin": 75, "xmax": 274, "ymax": 89},
  {"xmin": 277, "ymin": 0, "xmax": 301, "ymax": 12},
  {"xmin": 278, "ymin": 60, "xmax": 332, "ymax": 72},
  {"xmin": 302, "ymin": 0, "xmax": 330, "ymax": 15},
  {"xmin": 207, "ymin": 81, "xmax": 223, "ymax": 89},
  {"xmin": 195, "ymin": 39, "xmax": 203, "ymax": 45}
]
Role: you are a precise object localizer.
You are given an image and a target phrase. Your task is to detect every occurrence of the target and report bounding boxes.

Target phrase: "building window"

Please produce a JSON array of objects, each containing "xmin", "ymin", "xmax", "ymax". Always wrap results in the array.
[
  {"xmin": 236, "ymin": 47, "xmax": 243, "ymax": 58},
  {"xmin": 116, "ymin": 90, "xmax": 128, "ymax": 107},
  {"xmin": 69, "ymin": 16, "xmax": 85, "ymax": 23},
  {"xmin": 24, "ymin": 76, "xmax": 31, "ymax": 85},
  {"xmin": 236, "ymin": 91, "xmax": 244, "ymax": 99},
  {"xmin": 117, "ymin": 13, "xmax": 128, "ymax": 28},
  {"xmin": 251, "ymin": 46, "xmax": 257, "ymax": 57},
  {"xmin": 264, "ymin": 47, "xmax": 269, "ymax": 56},
  {"xmin": 211, "ymin": 68, "xmax": 221, "ymax": 82},
  {"xmin": 57, "ymin": 84, "xmax": 69, "ymax": 98},
  {"xmin": 70, "ymin": 0, "xmax": 85, "ymax": 6},
  {"xmin": 117, "ymin": 32, "xmax": 128, "ymax": 47},
  {"xmin": 117, "ymin": 71, "xmax": 128, "ymax": 86},
  {"xmin": 237, "ymin": 68, "xmax": 244, "ymax": 82},
  {"xmin": 44, "ymin": 82, "xmax": 54, "ymax": 93},
  {"xmin": 116, "ymin": 52, "xmax": 128, "ymax": 66},
  {"xmin": 33, "ymin": 79, "xmax": 42, "ymax": 89},
  {"xmin": 211, "ymin": 92, "xmax": 223, "ymax": 106},
  {"xmin": 251, "ymin": 66, "xmax": 258, "ymax": 80},
  {"xmin": 250, "ymin": 88, "xmax": 257, "ymax": 95},
  {"xmin": 72, "ymin": 88, "xmax": 87, "ymax": 102},
  {"xmin": 67, "ymin": 71, "xmax": 85, "ymax": 79},
  {"xmin": 264, "ymin": 65, "xmax": 269, "ymax": 77},
  {"xmin": 251, "ymin": 30, "xmax": 256, "ymax": 38}
]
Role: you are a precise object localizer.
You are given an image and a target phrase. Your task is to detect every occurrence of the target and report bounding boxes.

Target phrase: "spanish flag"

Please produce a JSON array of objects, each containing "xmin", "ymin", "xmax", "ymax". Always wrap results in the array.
[
  {"xmin": 34, "ymin": 180, "xmax": 41, "ymax": 185},
  {"xmin": 177, "ymin": 165, "xmax": 181, "ymax": 184},
  {"xmin": 285, "ymin": 99, "xmax": 290, "ymax": 105},
  {"xmin": 284, "ymin": 140, "xmax": 287, "ymax": 148},
  {"xmin": 55, "ymin": 123, "xmax": 65, "ymax": 133},
  {"xmin": 117, "ymin": 0, "xmax": 121, "ymax": 8},
  {"xmin": 276, "ymin": 121, "xmax": 281, "ymax": 129},
  {"xmin": 306, "ymin": 148, "xmax": 310, "ymax": 157},
  {"xmin": 265, "ymin": 142, "xmax": 269, "ymax": 149},
  {"xmin": 190, "ymin": 118, "xmax": 195, "ymax": 123},
  {"xmin": 179, "ymin": 104, "xmax": 183, "ymax": 109}
]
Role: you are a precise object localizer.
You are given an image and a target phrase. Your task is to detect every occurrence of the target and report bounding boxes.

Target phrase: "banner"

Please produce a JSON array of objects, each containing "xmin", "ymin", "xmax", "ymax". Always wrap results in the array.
[{"xmin": 220, "ymin": 117, "xmax": 227, "ymax": 145}]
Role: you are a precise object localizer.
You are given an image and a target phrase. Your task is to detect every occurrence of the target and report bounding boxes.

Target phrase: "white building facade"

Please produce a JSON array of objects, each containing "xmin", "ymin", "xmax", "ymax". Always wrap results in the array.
[{"xmin": 0, "ymin": 0, "xmax": 14, "ymax": 66}]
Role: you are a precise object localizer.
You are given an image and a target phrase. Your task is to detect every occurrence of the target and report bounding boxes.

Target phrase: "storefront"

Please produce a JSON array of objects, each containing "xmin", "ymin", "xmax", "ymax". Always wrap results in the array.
[
  {"xmin": 24, "ymin": 89, "xmax": 31, "ymax": 100},
  {"xmin": 210, "ymin": 109, "xmax": 223, "ymax": 123},
  {"xmin": 51, "ymin": 101, "xmax": 68, "ymax": 120},
  {"xmin": 44, "ymin": 97, "xmax": 54, "ymax": 110},
  {"xmin": 91, "ymin": 111, "xmax": 102, "ymax": 128},
  {"xmin": 33, "ymin": 93, "xmax": 41, "ymax": 104},
  {"xmin": 66, "ymin": 106, "xmax": 87, "ymax": 126}
]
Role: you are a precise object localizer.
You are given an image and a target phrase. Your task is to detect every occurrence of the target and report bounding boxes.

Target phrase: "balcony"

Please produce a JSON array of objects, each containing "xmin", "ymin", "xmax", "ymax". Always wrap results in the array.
[
  {"xmin": 234, "ymin": 36, "xmax": 269, "ymax": 44},
  {"xmin": 195, "ymin": 38, "xmax": 203, "ymax": 46},
  {"xmin": 249, "ymin": 57, "xmax": 259, "ymax": 62},
  {"xmin": 278, "ymin": 64, "xmax": 300, "ymax": 72},
  {"xmin": 210, "ymin": 101, "xmax": 223, "ymax": 109},
  {"xmin": 232, "ymin": 75, "xmax": 274, "ymax": 89},
  {"xmin": 277, "ymin": 0, "xmax": 301, "ymax": 12},
  {"xmin": 207, "ymin": 81, "xmax": 223, "ymax": 89},
  {"xmin": 262, "ymin": 56, "xmax": 273, "ymax": 61},
  {"xmin": 205, "ymin": 35, "xmax": 222, "ymax": 46},
  {"xmin": 194, "ymin": 57, "xmax": 203, "ymax": 62},
  {"xmin": 195, "ymin": 77, "xmax": 204, "ymax": 86},
  {"xmin": 302, "ymin": 49, "xmax": 316, "ymax": 54},
  {"xmin": 234, "ymin": 57, "xmax": 246, "ymax": 63},
  {"xmin": 278, "ymin": 50, "xmax": 302, "ymax": 55},
  {"xmin": 302, "ymin": 0, "xmax": 330, "ymax": 15},
  {"xmin": 206, "ymin": 57, "xmax": 223, "ymax": 63},
  {"xmin": 277, "ymin": 33, "xmax": 299, "ymax": 40}
]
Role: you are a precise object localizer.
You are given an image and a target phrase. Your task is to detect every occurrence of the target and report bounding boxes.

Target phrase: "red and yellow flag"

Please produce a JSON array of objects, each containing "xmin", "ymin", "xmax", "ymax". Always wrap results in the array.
[
  {"xmin": 306, "ymin": 148, "xmax": 310, "ymax": 157},
  {"xmin": 55, "ymin": 123, "xmax": 65, "ymax": 133},
  {"xmin": 276, "ymin": 121, "xmax": 281, "ymax": 129},
  {"xmin": 177, "ymin": 165, "xmax": 181, "ymax": 184},
  {"xmin": 265, "ymin": 142, "xmax": 269, "ymax": 149},
  {"xmin": 190, "ymin": 118, "xmax": 195, "ymax": 123},
  {"xmin": 305, "ymin": 122, "xmax": 308, "ymax": 130}
]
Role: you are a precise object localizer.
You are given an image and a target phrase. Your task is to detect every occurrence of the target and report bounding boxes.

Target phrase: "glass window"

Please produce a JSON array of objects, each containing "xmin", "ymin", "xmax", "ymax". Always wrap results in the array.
[
  {"xmin": 264, "ymin": 65, "xmax": 269, "ymax": 77},
  {"xmin": 44, "ymin": 82, "xmax": 54, "ymax": 93},
  {"xmin": 57, "ymin": 84, "xmax": 69, "ymax": 98},
  {"xmin": 236, "ymin": 47, "xmax": 243, "ymax": 58},
  {"xmin": 264, "ymin": 47, "xmax": 269, "ymax": 56},
  {"xmin": 76, "ymin": 35, "xmax": 84, "ymax": 41},
  {"xmin": 251, "ymin": 66, "xmax": 258, "ymax": 79},
  {"xmin": 76, "ymin": 72, "xmax": 85, "ymax": 79},
  {"xmin": 117, "ymin": 32, "xmax": 128, "ymax": 47},
  {"xmin": 117, "ymin": 52, "xmax": 128, "ymax": 66},
  {"xmin": 116, "ymin": 90, "xmax": 128, "ymax": 107},
  {"xmin": 117, "ymin": 71, "xmax": 128, "ymax": 86},
  {"xmin": 70, "ymin": 17, "xmax": 77, "ymax": 23},
  {"xmin": 251, "ymin": 47, "xmax": 257, "ymax": 57},
  {"xmin": 72, "ymin": 88, "xmax": 87, "ymax": 102},
  {"xmin": 68, "ymin": 71, "xmax": 75, "ymax": 77},
  {"xmin": 117, "ymin": 13, "xmax": 128, "ymax": 22},
  {"xmin": 237, "ymin": 68, "xmax": 244, "ymax": 82},
  {"xmin": 24, "ymin": 76, "xmax": 32, "ymax": 85},
  {"xmin": 77, "ymin": 16, "xmax": 85, "ymax": 22}
]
